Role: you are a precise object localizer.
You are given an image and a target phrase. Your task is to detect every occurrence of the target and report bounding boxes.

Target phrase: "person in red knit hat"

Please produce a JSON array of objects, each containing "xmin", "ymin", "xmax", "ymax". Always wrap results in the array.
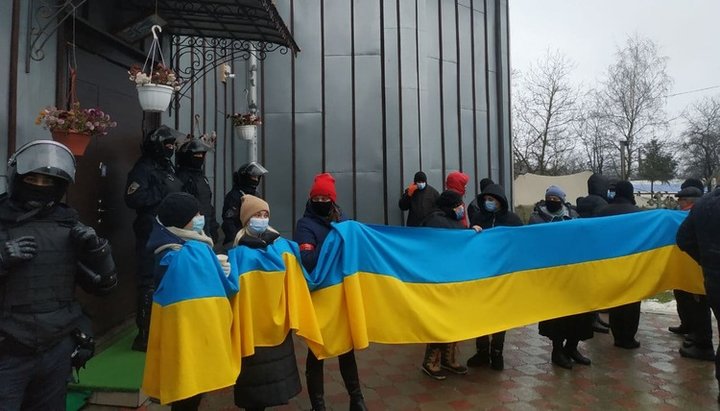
[
  {"xmin": 293, "ymin": 172, "xmax": 367, "ymax": 411},
  {"xmin": 445, "ymin": 171, "xmax": 470, "ymax": 227}
]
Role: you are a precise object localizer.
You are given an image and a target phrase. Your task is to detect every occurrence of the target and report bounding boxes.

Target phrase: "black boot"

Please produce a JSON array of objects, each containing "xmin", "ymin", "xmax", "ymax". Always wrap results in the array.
[
  {"xmin": 338, "ymin": 351, "xmax": 367, "ymax": 411},
  {"xmin": 306, "ymin": 351, "xmax": 326, "ymax": 411},
  {"xmin": 132, "ymin": 288, "xmax": 154, "ymax": 352},
  {"xmin": 551, "ymin": 340, "xmax": 572, "ymax": 369},
  {"xmin": 490, "ymin": 348, "xmax": 504, "ymax": 371},
  {"xmin": 564, "ymin": 340, "xmax": 591, "ymax": 365},
  {"xmin": 346, "ymin": 381, "xmax": 367, "ymax": 411},
  {"xmin": 421, "ymin": 345, "xmax": 446, "ymax": 380},
  {"xmin": 467, "ymin": 336, "xmax": 490, "ymax": 367}
]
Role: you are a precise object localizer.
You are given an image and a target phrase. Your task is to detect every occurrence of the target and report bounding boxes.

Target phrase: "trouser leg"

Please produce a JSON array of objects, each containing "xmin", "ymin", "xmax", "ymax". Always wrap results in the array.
[
  {"xmin": 690, "ymin": 294, "xmax": 713, "ymax": 348},
  {"xmin": 674, "ymin": 289, "xmax": 694, "ymax": 330},
  {"xmin": 170, "ymin": 394, "xmax": 203, "ymax": 411},
  {"xmin": 339, "ymin": 350, "xmax": 367, "ymax": 411},
  {"xmin": 20, "ymin": 335, "xmax": 75, "ymax": 411},
  {"xmin": 306, "ymin": 349, "xmax": 325, "ymax": 411},
  {"xmin": 610, "ymin": 302, "xmax": 640, "ymax": 342}
]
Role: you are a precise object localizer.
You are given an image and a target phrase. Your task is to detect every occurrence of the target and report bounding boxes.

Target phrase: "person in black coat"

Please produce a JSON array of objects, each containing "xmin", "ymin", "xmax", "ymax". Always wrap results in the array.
[
  {"xmin": 293, "ymin": 173, "xmax": 367, "ymax": 411},
  {"xmin": 398, "ymin": 171, "xmax": 440, "ymax": 227},
  {"xmin": 530, "ymin": 185, "xmax": 593, "ymax": 370},
  {"xmin": 176, "ymin": 139, "xmax": 219, "ymax": 243},
  {"xmin": 232, "ymin": 195, "xmax": 302, "ymax": 411},
  {"xmin": 677, "ymin": 186, "xmax": 720, "ymax": 403},
  {"xmin": 576, "ymin": 173, "xmax": 612, "ymax": 334},
  {"xmin": 0, "ymin": 140, "xmax": 117, "ymax": 410},
  {"xmin": 420, "ymin": 190, "xmax": 479, "ymax": 380},
  {"xmin": 221, "ymin": 162, "xmax": 268, "ymax": 246},
  {"xmin": 466, "ymin": 184, "xmax": 522, "ymax": 371},
  {"xmin": 467, "ymin": 177, "xmax": 495, "ymax": 222},
  {"xmin": 125, "ymin": 126, "xmax": 184, "ymax": 351},
  {"xmin": 595, "ymin": 180, "xmax": 644, "ymax": 349}
]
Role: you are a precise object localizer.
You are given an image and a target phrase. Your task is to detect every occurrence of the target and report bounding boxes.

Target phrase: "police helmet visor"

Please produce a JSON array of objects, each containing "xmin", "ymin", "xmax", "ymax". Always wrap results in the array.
[
  {"xmin": 238, "ymin": 162, "xmax": 268, "ymax": 177},
  {"xmin": 9, "ymin": 140, "xmax": 76, "ymax": 183},
  {"xmin": 179, "ymin": 139, "xmax": 211, "ymax": 154}
]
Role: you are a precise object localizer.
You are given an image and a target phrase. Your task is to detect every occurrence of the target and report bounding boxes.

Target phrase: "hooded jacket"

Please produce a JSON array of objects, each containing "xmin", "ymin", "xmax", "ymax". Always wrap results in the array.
[
  {"xmin": 576, "ymin": 174, "xmax": 609, "ymax": 218},
  {"xmin": 469, "ymin": 184, "xmax": 523, "ymax": 229},
  {"xmin": 293, "ymin": 201, "xmax": 347, "ymax": 272},
  {"xmin": 398, "ymin": 183, "xmax": 440, "ymax": 227},
  {"xmin": 528, "ymin": 200, "xmax": 578, "ymax": 224},
  {"xmin": 677, "ymin": 188, "xmax": 720, "ymax": 270}
]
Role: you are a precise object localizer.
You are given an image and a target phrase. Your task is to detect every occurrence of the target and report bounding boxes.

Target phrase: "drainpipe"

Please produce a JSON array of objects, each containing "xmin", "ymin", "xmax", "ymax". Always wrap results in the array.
[{"xmin": 247, "ymin": 50, "xmax": 258, "ymax": 163}]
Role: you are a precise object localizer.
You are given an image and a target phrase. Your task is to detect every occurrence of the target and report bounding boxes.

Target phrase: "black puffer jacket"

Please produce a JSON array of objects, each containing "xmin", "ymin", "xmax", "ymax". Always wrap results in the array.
[
  {"xmin": 421, "ymin": 208, "xmax": 465, "ymax": 229},
  {"xmin": 233, "ymin": 230, "xmax": 301, "ymax": 408},
  {"xmin": 594, "ymin": 197, "xmax": 639, "ymax": 217},
  {"xmin": 677, "ymin": 188, "xmax": 720, "ymax": 271},
  {"xmin": 470, "ymin": 184, "xmax": 523, "ymax": 229},
  {"xmin": 398, "ymin": 184, "xmax": 440, "ymax": 227},
  {"xmin": 576, "ymin": 174, "xmax": 609, "ymax": 218}
]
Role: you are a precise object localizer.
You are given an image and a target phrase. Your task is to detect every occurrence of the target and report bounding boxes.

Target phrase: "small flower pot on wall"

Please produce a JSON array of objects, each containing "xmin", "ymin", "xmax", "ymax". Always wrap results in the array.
[
  {"xmin": 235, "ymin": 125, "xmax": 257, "ymax": 140},
  {"xmin": 51, "ymin": 130, "xmax": 92, "ymax": 156},
  {"xmin": 137, "ymin": 84, "xmax": 174, "ymax": 112}
]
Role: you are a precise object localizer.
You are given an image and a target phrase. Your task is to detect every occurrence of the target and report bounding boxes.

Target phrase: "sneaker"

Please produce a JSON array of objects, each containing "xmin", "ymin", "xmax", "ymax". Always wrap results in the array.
[
  {"xmin": 466, "ymin": 352, "xmax": 490, "ymax": 368},
  {"xmin": 597, "ymin": 316, "xmax": 610, "ymax": 328},
  {"xmin": 679, "ymin": 345, "xmax": 716, "ymax": 362},
  {"xmin": 440, "ymin": 361, "xmax": 469, "ymax": 375},
  {"xmin": 592, "ymin": 320, "xmax": 610, "ymax": 334},
  {"xmin": 421, "ymin": 364, "xmax": 447, "ymax": 380}
]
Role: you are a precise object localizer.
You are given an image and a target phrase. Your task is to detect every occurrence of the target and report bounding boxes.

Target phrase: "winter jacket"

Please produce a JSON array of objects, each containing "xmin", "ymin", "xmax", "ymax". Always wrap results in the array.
[
  {"xmin": 528, "ymin": 201, "xmax": 579, "ymax": 224},
  {"xmin": 176, "ymin": 167, "xmax": 219, "ymax": 242},
  {"xmin": 421, "ymin": 208, "xmax": 465, "ymax": 229},
  {"xmin": 575, "ymin": 174, "xmax": 610, "ymax": 218},
  {"xmin": 232, "ymin": 229, "xmax": 301, "ymax": 408},
  {"xmin": 398, "ymin": 184, "xmax": 440, "ymax": 226},
  {"xmin": 677, "ymin": 188, "xmax": 720, "ymax": 271},
  {"xmin": 594, "ymin": 197, "xmax": 639, "ymax": 217},
  {"xmin": 469, "ymin": 184, "xmax": 523, "ymax": 229},
  {"xmin": 221, "ymin": 182, "xmax": 260, "ymax": 245},
  {"xmin": 146, "ymin": 221, "xmax": 215, "ymax": 287},
  {"xmin": 293, "ymin": 201, "xmax": 348, "ymax": 272}
]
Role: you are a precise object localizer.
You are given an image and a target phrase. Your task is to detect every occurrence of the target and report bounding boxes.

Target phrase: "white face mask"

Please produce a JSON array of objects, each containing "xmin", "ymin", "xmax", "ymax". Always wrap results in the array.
[
  {"xmin": 191, "ymin": 215, "xmax": 205, "ymax": 234},
  {"xmin": 416, "ymin": 182, "xmax": 427, "ymax": 190},
  {"xmin": 248, "ymin": 217, "xmax": 269, "ymax": 234}
]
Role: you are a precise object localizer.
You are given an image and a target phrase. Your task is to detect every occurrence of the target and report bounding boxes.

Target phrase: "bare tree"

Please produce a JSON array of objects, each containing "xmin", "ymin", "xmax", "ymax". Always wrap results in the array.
[
  {"xmin": 597, "ymin": 35, "xmax": 673, "ymax": 179},
  {"xmin": 574, "ymin": 93, "xmax": 617, "ymax": 175},
  {"xmin": 681, "ymin": 96, "xmax": 720, "ymax": 190},
  {"xmin": 512, "ymin": 50, "xmax": 580, "ymax": 176}
]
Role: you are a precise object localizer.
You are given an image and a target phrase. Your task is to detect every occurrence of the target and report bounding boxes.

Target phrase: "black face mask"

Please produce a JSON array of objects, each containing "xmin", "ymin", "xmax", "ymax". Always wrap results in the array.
[
  {"xmin": 163, "ymin": 146, "xmax": 175, "ymax": 160},
  {"xmin": 189, "ymin": 156, "xmax": 205, "ymax": 170},
  {"xmin": 13, "ymin": 180, "xmax": 66, "ymax": 210},
  {"xmin": 239, "ymin": 176, "xmax": 260, "ymax": 194},
  {"xmin": 546, "ymin": 199, "xmax": 563, "ymax": 213},
  {"xmin": 311, "ymin": 200, "xmax": 333, "ymax": 217}
]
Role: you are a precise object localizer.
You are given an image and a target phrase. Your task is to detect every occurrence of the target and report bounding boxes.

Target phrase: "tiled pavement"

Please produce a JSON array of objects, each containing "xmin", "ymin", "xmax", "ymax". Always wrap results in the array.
[{"xmin": 134, "ymin": 310, "xmax": 718, "ymax": 410}]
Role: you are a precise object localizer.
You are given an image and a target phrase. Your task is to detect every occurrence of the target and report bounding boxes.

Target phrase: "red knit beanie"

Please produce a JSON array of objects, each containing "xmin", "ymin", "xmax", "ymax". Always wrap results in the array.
[{"xmin": 309, "ymin": 173, "xmax": 337, "ymax": 203}]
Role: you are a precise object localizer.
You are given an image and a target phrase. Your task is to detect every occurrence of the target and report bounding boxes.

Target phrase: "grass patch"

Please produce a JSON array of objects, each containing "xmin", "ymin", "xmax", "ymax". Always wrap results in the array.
[{"xmin": 647, "ymin": 290, "xmax": 674, "ymax": 303}]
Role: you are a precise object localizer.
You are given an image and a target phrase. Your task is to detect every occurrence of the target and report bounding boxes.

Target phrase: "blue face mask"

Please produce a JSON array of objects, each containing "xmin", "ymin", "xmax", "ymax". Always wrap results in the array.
[
  {"xmin": 416, "ymin": 182, "xmax": 427, "ymax": 190},
  {"xmin": 248, "ymin": 217, "xmax": 269, "ymax": 234},
  {"xmin": 191, "ymin": 215, "xmax": 205, "ymax": 234},
  {"xmin": 484, "ymin": 200, "xmax": 497, "ymax": 212},
  {"xmin": 454, "ymin": 206, "xmax": 465, "ymax": 220},
  {"xmin": 607, "ymin": 190, "xmax": 616, "ymax": 200}
]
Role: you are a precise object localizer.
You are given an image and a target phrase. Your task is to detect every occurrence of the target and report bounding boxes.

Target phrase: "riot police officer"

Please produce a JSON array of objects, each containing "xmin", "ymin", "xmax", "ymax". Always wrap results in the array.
[
  {"xmin": 221, "ymin": 162, "xmax": 268, "ymax": 245},
  {"xmin": 176, "ymin": 138, "xmax": 219, "ymax": 242},
  {"xmin": 0, "ymin": 140, "xmax": 117, "ymax": 409},
  {"xmin": 124, "ymin": 125, "xmax": 184, "ymax": 351}
]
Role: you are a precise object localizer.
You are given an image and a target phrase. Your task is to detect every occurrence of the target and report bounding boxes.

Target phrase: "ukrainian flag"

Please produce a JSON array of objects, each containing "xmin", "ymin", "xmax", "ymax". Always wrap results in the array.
[
  {"xmin": 142, "ymin": 240, "xmax": 240, "ymax": 405},
  {"xmin": 304, "ymin": 209, "xmax": 702, "ymax": 358}
]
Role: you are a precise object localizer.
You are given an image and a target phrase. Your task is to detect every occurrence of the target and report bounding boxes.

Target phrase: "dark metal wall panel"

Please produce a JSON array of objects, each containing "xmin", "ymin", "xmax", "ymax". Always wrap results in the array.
[
  {"xmin": 382, "ymin": 0, "xmax": 403, "ymax": 224},
  {"xmin": 498, "ymin": 0, "xmax": 512, "ymax": 190},
  {"xmin": 294, "ymin": 0, "xmax": 322, "ymax": 114},
  {"xmin": 419, "ymin": 0, "xmax": 443, "ymax": 188},
  {"xmin": 0, "ymin": 0, "xmax": 11, "ymax": 190},
  {"xmin": 294, "ymin": 112, "xmax": 322, "ymax": 212},
  {"xmin": 458, "ymin": 3, "xmax": 476, "ymax": 194},
  {"xmin": 263, "ymin": 114, "xmax": 294, "ymax": 234},
  {"xmin": 355, "ymin": 0, "xmax": 382, "ymax": 55},
  {"xmin": 324, "ymin": 0, "xmax": 352, "ymax": 56},
  {"xmin": 487, "ymin": 70, "xmax": 500, "ymax": 180}
]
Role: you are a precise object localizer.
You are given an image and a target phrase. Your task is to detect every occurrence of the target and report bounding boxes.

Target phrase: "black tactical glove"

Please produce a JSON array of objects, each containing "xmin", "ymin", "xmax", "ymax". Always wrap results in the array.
[
  {"xmin": 0, "ymin": 236, "xmax": 37, "ymax": 270},
  {"xmin": 70, "ymin": 224, "xmax": 104, "ymax": 250}
]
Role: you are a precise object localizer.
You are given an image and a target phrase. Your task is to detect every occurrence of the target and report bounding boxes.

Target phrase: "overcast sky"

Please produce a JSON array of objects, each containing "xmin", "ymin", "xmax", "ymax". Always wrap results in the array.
[{"xmin": 509, "ymin": 0, "xmax": 720, "ymax": 136}]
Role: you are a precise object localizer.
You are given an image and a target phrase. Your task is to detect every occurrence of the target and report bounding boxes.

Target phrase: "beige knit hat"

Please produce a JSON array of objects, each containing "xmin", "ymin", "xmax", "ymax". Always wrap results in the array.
[{"xmin": 240, "ymin": 195, "xmax": 270, "ymax": 226}]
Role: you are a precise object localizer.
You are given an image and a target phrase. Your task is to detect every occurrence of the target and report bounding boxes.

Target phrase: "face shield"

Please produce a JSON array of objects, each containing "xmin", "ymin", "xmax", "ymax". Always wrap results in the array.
[
  {"xmin": 238, "ymin": 162, "xmax": 268, "ymax": 177},
  {"xmin": 8, "ymin": 140, "xmax": 76, "ymax": 183}
]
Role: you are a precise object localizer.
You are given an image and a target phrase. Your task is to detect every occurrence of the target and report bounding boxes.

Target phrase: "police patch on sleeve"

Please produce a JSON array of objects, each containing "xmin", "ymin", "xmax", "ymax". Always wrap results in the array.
[{"xmin": 127, "ymin": 182, "xmax": 140, "ymax": 195}]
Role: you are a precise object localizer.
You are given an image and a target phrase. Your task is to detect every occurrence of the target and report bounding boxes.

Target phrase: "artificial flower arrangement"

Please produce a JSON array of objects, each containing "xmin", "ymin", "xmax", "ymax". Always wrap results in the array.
[
  {"xmin": 227, "ymin": 112, "xmax": 263, "ymax": 127},
  {"xmin": 35, "ymin": 102, "xmax": 117, "ymax": 136},
  {"xmin": 128, "ymin": 62, "xmax": 182, "ymax": 90}
]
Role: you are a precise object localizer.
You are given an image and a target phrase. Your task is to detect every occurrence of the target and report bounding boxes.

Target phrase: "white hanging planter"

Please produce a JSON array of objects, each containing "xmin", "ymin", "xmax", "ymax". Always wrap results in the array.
[
  {"xmin": 235, "ymin": 124, "xmax": 257, "ymax": 140},
  {"xmin": 137, "ymin": 84, "xmax": 174, "ymax": 112}
]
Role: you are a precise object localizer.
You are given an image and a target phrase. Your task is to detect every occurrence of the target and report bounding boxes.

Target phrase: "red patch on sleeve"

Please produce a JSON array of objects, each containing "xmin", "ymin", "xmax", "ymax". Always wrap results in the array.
[{"xmin": 299, "ymin": 243, "xmax": 315, "ymax": 251}]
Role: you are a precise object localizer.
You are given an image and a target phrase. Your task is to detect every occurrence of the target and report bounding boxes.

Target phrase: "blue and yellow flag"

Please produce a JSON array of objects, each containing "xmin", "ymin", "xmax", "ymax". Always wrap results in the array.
[
  {"xmin": 142, "ymin": 241, "xmax": 240, "ymax": 405},
  {"xmin": 303, "ymin": 209, "xmax": 702, "ymax": 358}
]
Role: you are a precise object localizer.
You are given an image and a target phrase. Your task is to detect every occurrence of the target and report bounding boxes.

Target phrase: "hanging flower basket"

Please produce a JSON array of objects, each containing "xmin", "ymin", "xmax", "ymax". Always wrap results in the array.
[
  {"xmin": 235, "ymin": 125, "xmax": 257, "ymax": 140},
  {"xmin": 136, "ymin": 83, "xmax": 175, "ymax": 112},
  {"xmin": 50, "ymin": 130, "xmax": 93, "ymax": 156},
  {"xmin": 128, "ymin": 25, "xmax": 181, "ymax": 113}
]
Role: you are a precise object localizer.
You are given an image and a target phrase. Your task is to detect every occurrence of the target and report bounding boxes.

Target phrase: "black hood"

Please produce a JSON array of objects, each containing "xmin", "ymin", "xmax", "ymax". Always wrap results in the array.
[
  {"xmin": 587, "ymin": 174, "xmax": 609, "ymax": 199},
  {"xmin": 478, "ymin": 184, "xmax": 508, "ymax": 211}
]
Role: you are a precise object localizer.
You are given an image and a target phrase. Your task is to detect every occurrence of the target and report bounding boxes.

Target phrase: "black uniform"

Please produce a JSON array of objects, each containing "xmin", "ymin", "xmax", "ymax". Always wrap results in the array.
[
  {"xmin": 222, "ymin": 162, "xmax": 268, "ymax": 245},
  {"xmin": 124, "ymin": 126, "xmax": 184, "ymax": 351},
  {"xmin": 0, "ymin": 140, "xmax": 117, "ymax": 410},
  {"xmin": 176, "ymin": 139, "xmax": 219, "ymax": 242}
]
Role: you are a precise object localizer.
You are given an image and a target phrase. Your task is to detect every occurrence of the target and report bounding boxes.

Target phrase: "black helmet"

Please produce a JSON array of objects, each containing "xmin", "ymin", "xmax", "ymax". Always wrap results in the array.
[
  {"xmin": 176, "ymin": 139, "xmax": 210, "ymax": 169},
  {"xmin": 7, "ymin": 140, "xmax": 75, "ymax": 207},
  {"xmin": 142, "ymin": 125, "xmax": 183, "ymax": 158},
  {"xmin": 233, "ymin": 162, "xmax": 268, "ymax": 185}
]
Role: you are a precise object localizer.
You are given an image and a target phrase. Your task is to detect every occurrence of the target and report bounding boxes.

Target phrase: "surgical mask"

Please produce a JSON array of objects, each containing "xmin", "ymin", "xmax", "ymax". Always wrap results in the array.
[
  {"xmin": 311, "ymin": 200, "xmax": 333, "ymax": 217},
  {"xmin": 191, "ymin": 215, "xmax": 205, "ymax": 234},
  {"xmin": 416, "ymin": 182, "xmax": 426, "ymax": 190},
  {"xmin": 248, "ymin": 217, "xmax": 270, "ymax": 234},
  {"xmin": 454, "ymin": 206, "xmax": 465, "ymax": 220},
  {"xmin": 546, "ymin": 200, "xmax": 563, "ymax": 213},
  {"xmin": 484, "ymin": 200, "xmax": 497, "ymax": 212},
  {"xmin": 607, "ymin": 190, "xmax": 616, "ymax": 200}
]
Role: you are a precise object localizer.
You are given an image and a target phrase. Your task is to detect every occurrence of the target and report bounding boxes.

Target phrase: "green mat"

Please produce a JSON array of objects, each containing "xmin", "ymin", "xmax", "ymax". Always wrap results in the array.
[
  {"xmin": 68, "ymin": 328, "xmax": 146, "ymax": 392},
  {"xmin": 66, "ymin": 390, "xmax": 90, "ymax": 411}
]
